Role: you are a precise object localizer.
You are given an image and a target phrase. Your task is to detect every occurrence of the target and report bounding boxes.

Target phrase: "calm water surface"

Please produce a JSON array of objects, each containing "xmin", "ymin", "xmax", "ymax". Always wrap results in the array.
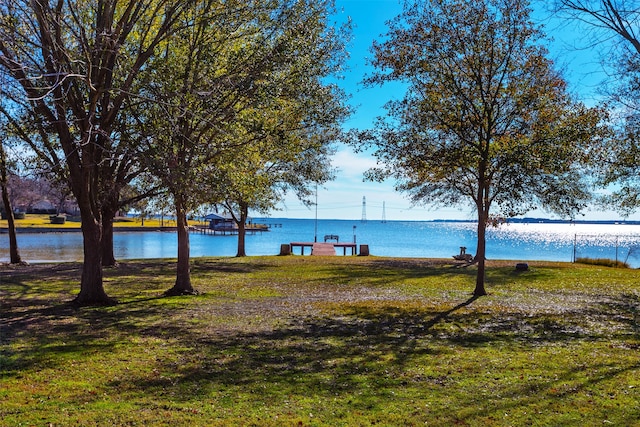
[{"xmin": 3, "ymin": 218, "xmax": 640, "ymax": 266}]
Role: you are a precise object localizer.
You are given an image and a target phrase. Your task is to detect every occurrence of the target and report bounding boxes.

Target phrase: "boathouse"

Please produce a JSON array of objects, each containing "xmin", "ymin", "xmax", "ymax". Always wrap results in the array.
[{"xmin": 205, "ymin": 213, "xmax": 236, "ymax": 231}]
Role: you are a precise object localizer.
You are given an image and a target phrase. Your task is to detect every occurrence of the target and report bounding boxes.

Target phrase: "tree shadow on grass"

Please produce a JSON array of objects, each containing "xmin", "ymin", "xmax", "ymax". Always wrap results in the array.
[
  {"xmin": 111, "ymin": 297, "xmax": 478, "ymax": 394},
  {"xmin": 0, "ymin": 291, "xmax": 183, "ymax": 375},
  {"xmin": 295, "ymin": 259, "xmax": 558, "ymax": 291},
  {"xmin": 0, "ymin": 259, "xmax": 277, "ymax": 377},
  {"xmin": 596, "ymin": 292, "xmax": 640, "ymax": 333},
  {"xmin": 109, "ymin": 293, "xmax": 640, "ymax": 424},
  {"xmin": 111, "ymin": 297, "xmax": 482, "ymax": 408}
]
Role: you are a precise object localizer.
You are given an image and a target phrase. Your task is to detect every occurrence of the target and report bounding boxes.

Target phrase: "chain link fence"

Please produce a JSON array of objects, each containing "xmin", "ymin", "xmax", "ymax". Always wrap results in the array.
[{"xmin": 573, "ymin": 234, "xmax": 640, "ymax": 267}]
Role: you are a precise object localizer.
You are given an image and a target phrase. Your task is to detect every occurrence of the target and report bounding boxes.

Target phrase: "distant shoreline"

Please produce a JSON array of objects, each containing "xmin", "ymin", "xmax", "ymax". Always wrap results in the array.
[
  {"xmin": 430, "ymin": 218, "xmax": 640, "ymax": 225},
  {"xmin": 3, "ymin": 217, "xmax": 640, "ymax": 234},
  {"xmin": 0, "ymin": 226, "xmax": 178, "ymax": 234},
  {"xmin": 259, "ymin": 217, "xmax": 640, "ymax": 225}
]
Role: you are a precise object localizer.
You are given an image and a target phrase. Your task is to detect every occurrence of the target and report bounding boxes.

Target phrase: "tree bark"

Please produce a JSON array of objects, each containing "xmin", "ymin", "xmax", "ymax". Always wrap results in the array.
[
  {"xmin": 236, "ymin": 221, "xmax": 247, "ymax": 257},
  {"xmin": 164, "ymin": 197, "xmax": 197, "ymax": 295},
  {"xmin": 474, "ymin": 167, "xmax": 489, "ymax": 297},
  {"xmin": 1, "ymin": 183, "xmax": 22, "ymax": 264},
  {"xmin": 101, "ymin": 203, "xmax": 117, "ymax": 267},
  {"xmin": 73, "ymin": 212, "xmax": 114, "ymax": 306},
  {"xmin": 0, "ymin": 144, "xmax": 21, "ymax": 264},
  {"xmin": 102, "ymin": 217, "xmax": 116, "ymax": 267},
  {"xmin": 474, "ymin": 212, "xmax": 488, "ymax": 297},
  {"xmin": 235, "ymin": 203, "xmax": 248, "ymax": 257}
]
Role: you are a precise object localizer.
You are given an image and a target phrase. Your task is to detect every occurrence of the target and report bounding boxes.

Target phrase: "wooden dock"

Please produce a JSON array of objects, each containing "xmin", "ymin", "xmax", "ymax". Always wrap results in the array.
[
  {"xmin": 311, "ymin": 243, "xmax": 336, "ymax": 256},
  {"xmin": 189, "ymin": 225, "xmax": 269, "ymax": 236},
  {"xmin": 285, "ymin": 242, "xmax": 361, "ymax": 256}
]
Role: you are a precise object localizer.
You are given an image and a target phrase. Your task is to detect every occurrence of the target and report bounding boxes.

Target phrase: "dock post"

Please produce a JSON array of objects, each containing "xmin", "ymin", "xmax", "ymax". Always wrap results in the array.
[{"xmin": 279, "ymin": 244, "xmax": 291, "ymax": 256}]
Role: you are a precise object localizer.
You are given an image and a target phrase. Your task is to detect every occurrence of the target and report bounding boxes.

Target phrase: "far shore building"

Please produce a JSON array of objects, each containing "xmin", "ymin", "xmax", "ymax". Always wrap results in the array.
[{"xmin": 205, "ymin": 213, "xmax": 236, "ymax": 231}]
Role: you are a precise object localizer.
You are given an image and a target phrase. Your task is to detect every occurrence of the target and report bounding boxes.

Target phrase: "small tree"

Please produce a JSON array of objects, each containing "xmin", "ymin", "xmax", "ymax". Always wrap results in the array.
[
  {"xmin": 136, "ymin": 0, "xmax": 281, "ymax": 295},
  {"xmin": 0, "ymin": 79, "xmax": 27, "ymax": 264},
  {"xmin": 360, "ymin": 0, "xmax": 605, "ymax": 295},
  {"xmin": 212, "ymin": 27, "xmax": 345, "ymax": 257},
  {"xmin": 0, "ymin": 132, "xmax": 22, "ymax": 264},
  {"xmin": 138, "ymin": 0, "xmax": 348, "ymax": 292},
  {"xmin": 217, "ymin": 135, "xmax": 336, "ymax": 257}
]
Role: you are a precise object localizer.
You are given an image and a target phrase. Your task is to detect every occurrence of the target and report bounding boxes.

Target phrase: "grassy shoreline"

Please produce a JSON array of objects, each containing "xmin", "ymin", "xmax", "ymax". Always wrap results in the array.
[
  {"xmin": 1, "ymin": 256, "xmax": 639, "ymax": 426},
  {"xmin": 0, "ymin": 213, "xmax": 188, "ymax": 230}
]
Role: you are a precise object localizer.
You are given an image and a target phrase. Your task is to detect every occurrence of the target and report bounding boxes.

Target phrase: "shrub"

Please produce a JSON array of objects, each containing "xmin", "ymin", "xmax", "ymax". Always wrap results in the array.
[{"xmin": 575, "ymin": 257, "xmax": 630, "ymax": 268}]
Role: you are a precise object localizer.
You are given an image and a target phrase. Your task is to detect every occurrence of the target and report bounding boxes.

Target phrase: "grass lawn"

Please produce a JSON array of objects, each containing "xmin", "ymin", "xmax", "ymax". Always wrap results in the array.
[{"xmin": 1, "ymin": 256, "xmax": 639, "ymax": 426}]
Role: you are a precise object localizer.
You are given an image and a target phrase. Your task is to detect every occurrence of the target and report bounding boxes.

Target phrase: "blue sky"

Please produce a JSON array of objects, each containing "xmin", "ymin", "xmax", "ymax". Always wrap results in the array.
[{"xmin": 272, "ymin": 0, "xmax": 631, "ymax": 222}]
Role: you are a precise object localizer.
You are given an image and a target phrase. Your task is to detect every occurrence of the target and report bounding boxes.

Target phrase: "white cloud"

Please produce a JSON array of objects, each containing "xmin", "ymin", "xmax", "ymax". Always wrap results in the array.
[{"xmin": 330, "ymin": 147, "xmax": 378, "ymax": 180}]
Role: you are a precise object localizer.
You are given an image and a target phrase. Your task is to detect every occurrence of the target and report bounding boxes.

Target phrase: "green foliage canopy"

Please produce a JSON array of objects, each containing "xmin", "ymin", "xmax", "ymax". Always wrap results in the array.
[{"xmin": 132, "ymin": 0, "xmax": 349, "ymax": 284}]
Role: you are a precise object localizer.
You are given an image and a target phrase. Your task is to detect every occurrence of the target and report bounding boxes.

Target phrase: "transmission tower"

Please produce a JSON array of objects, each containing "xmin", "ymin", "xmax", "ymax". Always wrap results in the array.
[
  {"xmin": 382, "ymin": 201, "xmax": 387, "ymax": 223},
  {"xmin": 361, "ymin": 196, "xmax": 367, "ymax": 222}
]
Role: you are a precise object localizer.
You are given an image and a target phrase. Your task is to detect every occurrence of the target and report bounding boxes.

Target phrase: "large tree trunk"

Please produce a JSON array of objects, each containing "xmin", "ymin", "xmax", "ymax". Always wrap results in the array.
[
  {"xmin": 473, "ymin": 167, "xmax": 489, "ymax": 297},
  {"xmin": 473, "ymin": 190, "xmax": 489, "ymax": 296},
  {"xmin": 1, "ymin": 184, "xmax": 22, "ymax": 264},
  {"xmin": 73, "ymin": 211, "xmax": 114, "ymax": 306},
  {"xmin": 102, "ymin": 217, "xmax": 116, "ymax": 267},
  {"xmin": 101, "ymin": 203, "xmax": 117, "ymax": 267},
  {"xmin": 0, "ymin": 145, "xmax": 21, "ymax": 264},
  {"xmin": 236, "ymin": 221, "xmax": 247, "ymax": 257},
  {"xmin": 474, "ymin": 214, "xmax": 488, "ymax": 296},
  {"xmin": 235, "ymin": 203, "xmax": 248, "ymax": 257},
  {"xmin": 164, "ymin": 197, "xmax": 197, "ymax": 296}
]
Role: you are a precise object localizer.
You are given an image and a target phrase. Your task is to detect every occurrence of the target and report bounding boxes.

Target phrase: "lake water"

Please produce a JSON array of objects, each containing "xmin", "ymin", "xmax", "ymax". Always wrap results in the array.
[{"xmin": 3, "ymin": 218, "xmax": 640, "ymax": 267}]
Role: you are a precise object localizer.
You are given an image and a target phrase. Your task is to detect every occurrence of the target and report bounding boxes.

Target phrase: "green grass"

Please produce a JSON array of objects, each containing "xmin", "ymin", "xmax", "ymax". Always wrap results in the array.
[{"xmin": 1, "ymin": 257, "xmax": 639, "ymax": 426}]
